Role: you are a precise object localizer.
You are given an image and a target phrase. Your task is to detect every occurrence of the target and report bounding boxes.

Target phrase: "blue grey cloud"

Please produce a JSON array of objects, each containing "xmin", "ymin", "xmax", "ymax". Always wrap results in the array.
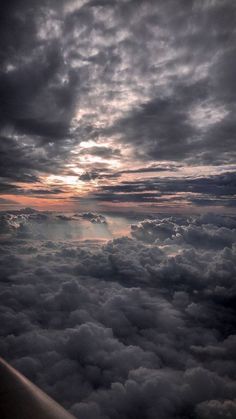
[{"xmin": 0, "ymin": 210, "xmax": 236, "ymax": 418}]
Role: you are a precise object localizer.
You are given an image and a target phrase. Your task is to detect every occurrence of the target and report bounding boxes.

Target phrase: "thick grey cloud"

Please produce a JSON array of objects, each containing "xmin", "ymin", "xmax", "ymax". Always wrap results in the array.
[
  {"xmin": 0, "ymin": 0, "xmax": 79, "ymax": 184},
  {"xmin": 131, "ymin": 215, "xmax": 236, "ymax": 250},
  {"xmin": 0, "ymin": 0, "xmax": 235, "ymax": 192},
  {"xmin": 0, "ymin": 209, "xmax": 236, "ymax": 418},
  {"xmin": 108, "ymin": 93, "xmax": 199, "ymax": 161},
  {"xmin": 79, "ymin": 165, "xmax": 178, "ymax": 182},
  {"xmin": 81, "ymin": 212, "xmax": 107, "ymax": 224},
  {"xmin": 0, "ymin": 0, "xmax": 79, "ymax": 139},
  {"xmin": 79, "ymin": 147, "xmax": 121, "ymax": 159},
  {"xmin": 106, "ymin": 0, "xmax": 236, "ymax": 165},
  {"xmin": 99, "ymin": 172, "xmax": 236, "ymax": 196},
  {"xmin": 90, "ymin": 172, "xmax": 236, "ymax": 207},
  {"xmin": 0, "ymin": 209, "xmax": 110, "ymax": 240}
]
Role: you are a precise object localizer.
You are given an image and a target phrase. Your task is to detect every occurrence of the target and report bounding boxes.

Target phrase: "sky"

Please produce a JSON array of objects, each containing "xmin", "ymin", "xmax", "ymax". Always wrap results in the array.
[
  {"xmin": 0, "ymin": 0, "xmax": 235, "ymax": 214},
  {"xmin": 0, "ymin": 2, "xmax": 236, "ymax": 419}
]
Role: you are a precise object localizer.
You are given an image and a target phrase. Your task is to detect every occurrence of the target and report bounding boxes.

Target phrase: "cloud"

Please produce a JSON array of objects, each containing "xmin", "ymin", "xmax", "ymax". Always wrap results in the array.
[
  {"xmin": 0, "ymin": 0, "xmax": 235, "ymax": 188},
  {"xmin": 79, "ymin": 146, "xmax": 121, "ymax": 159},
  {"xmin": 108, "ymin": 94, "xmax": 197, "ymax": 161},
  {"xmin": 88, "ymin": 172, "xmax": 236, "ymax": 208},
  {"xmin": 0, "ymin": 2, "xmax": 235, "ymax": 417},
  {"xmin": 196, "ymin": 399, "xmax": 236, "ymax": 419},
  {"xmin": 0, "ymin": 209, "xmax": 110, "ymax": 240},
  {"xmin": 0, "ymin": 197, "xmax": 18, "ymax": 205},
  {"xmin": 98, "ymin": 172, "xmax": 236, "ymax": 196},
  {"xmin": 81, "ymin": 212, "xmax": 107, "ymax": 224},
  {"xmin": 79, "ymin": 171, "xmax": 101, "ymax": 182},
  {"xmin": 0, "ymin": 0, "xmax": 80, "ymax": 186},
  {"xmin": 0, "ymin": 0, "xmax": 79, "ymax": 140},
  {"xmin": 131, "ymin": 215, "xmax": 236, "ymax": 250},
  {"xmin": 105, "ymin": 0, "xmax": 236, "ymax": 165},
  {"xmin": 79, "ymin": 165, "xmax": 178, "ymax": 183},
  {"xmin": 0, "ymin": 209, "xmax": 236, "ymax": 418}
]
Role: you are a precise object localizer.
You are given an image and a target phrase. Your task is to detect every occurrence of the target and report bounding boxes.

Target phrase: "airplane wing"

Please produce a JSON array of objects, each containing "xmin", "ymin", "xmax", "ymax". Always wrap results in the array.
[{"xmin": 0, "ymin": 357, "xmax": 77, "ymax": 419}]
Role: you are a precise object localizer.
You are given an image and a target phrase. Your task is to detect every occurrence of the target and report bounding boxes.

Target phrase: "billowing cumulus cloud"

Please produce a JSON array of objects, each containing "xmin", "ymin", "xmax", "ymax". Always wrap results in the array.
[
  {"xmin": 131, "ymin": 214, "xmax": 236, "ymax": 250},
  {"xmin": 0, "ymin": 209, "xmax": 236, "ymax": 418}
]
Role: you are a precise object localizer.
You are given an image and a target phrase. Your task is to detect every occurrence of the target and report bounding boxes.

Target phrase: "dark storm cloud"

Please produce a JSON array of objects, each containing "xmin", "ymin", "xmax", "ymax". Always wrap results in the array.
[
  {"xmin": 0, "ymin": 136, "xmax": 42, "ymax": 183},
  {"xmin": 0, "ymin": 210, "xmax": 236, "ymax": 418},
  {"xmin": 108, "ymin": 84, "xmax": 236, "ymax": 164},
  {"xmin": 108, "ymin": 93, "xmax": 199, "ymax": 161},
  {"xmin": 79, "ymin": 146, "xmax": 121, "ymax": 158},
  {"xmin": 0, "ymin": 0, "xmax": 235, "ymax": 190},
  {"xmin": 79, "ymin": 165, "xmax": 176, "ymax": 182},
  {"xmin": 79, "ymin": 171, "xmax": 101, "ymax": 182},
  {"xmin": 0, "ymin": 0, "xmax": 80, "ymax": 183},
  {"xmin": 98, "ymin": 172, "xmax": 236, "ymax": 195},
  {"xmin": 118, "ymin": 165, "xmax": 179, "ymax": 175},
  {"xmin": 104, "ymin": 0, "xmax": 236, "ymax": 165},
  {"xmin": 0, "ymin": 0, "xmax": 78, "ymax": 139},
  {"xmin": 89, "ymin": 172, "xmax": 236, "ymax": 207},
  {"xmin": 0, "ymin": 133, "xmax": 77, "ymax": 185}
]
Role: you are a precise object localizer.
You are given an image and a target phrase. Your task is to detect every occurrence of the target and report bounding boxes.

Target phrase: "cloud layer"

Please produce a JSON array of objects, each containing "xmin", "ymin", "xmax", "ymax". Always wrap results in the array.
[
  {"xmin": 0, "ymin": 0, "xmax": 235, "ymax": 211},
  {"xmin": 0, "ymin": 210, "xmax": 236, "ymax": 418}
]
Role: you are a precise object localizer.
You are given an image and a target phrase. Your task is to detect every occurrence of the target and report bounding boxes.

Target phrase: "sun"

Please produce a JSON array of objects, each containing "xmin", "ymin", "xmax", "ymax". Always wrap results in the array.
[{"xmin": 46, "ymin": 175, "xmax": 79, "ymax": 186}]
